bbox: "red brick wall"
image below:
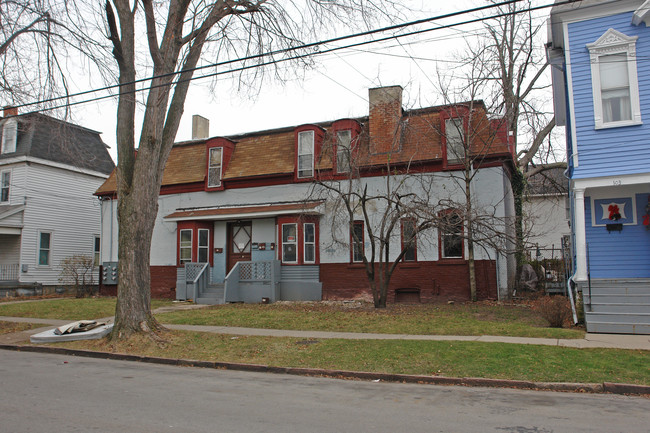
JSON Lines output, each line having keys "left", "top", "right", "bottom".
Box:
{"left": 99, "top": 265, "right": 177, "bottom": 299}
{"left": 320, "top": 260, "right": 497, "bottom": 303}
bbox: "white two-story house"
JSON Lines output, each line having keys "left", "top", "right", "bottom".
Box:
{"left": 0, "top": 108, "right": 115, "bottom": 295}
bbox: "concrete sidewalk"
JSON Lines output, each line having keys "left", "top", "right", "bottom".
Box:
{"left": 1, "top": 313, "right": 649, "bottom": 350}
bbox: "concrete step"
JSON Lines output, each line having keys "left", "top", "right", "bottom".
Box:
{"left": 196, "top": 297, "right": 224, "bottom": 305}
{"left": 585, "top": 321, "right": 650, "bottom": 335}
{"left": 585, "top": 311, "right": 650, "bottom": 324}
{"left": 585, "top": 294, "right": 650, "bottom": 304}
{"left": 587, "top": 280, "right": 650, "bottom": 294}
{"left": 586, "top": 303, "right": 650, "bottom": 314}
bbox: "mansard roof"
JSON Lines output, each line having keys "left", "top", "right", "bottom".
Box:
{"left": 0, "top": 112, "right": 115, "bottom": 175}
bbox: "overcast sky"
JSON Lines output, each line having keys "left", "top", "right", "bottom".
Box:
{"left": 70, "top": 1, "right": 553, "bottom": 163}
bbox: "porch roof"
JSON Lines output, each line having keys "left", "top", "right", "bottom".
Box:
{"left": 164, "top": 201, "right": 323, "bottom": 222}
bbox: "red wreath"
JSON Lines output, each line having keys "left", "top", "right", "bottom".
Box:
{"left": 608, "top": 204, "right": 621, "bottom": 221}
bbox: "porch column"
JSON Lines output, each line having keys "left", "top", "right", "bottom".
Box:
{"left": 573, "top": 187, "right": 588, "bottom": 282}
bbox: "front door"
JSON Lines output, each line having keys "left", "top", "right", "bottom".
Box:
{"left": 227, "top": 221, "right": 252, "bottom": 273}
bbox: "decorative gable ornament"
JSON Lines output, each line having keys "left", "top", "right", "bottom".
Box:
{"left": 586, "top": 28, "right": 638, "bottom": 57}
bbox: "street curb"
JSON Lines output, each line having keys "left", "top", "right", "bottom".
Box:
{"left": 1, "top": 343, "right": 648, "bottom": 395}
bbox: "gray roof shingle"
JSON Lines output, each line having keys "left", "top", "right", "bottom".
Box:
{"left": 0, "top": 113, "right": 115, "bottom": 175}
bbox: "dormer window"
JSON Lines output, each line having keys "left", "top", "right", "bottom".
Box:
{"left": 208, "top": 147, "right": 222, "bottom": 187}
{"left": 587, "top": 29, "right": 641, "bottom": 129}
{"left": 336, "top": 130, "right": 352, "bottom": 173}
{"left": 297, "top": 130, "right": 314, "bottom": 178}
{"left": 445, "top": 117, "right": 465, "bottom": 165}
{"left": 1, "top": 118, "right": 17, "bottom": 154}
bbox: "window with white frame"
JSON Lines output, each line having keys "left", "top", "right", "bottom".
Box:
{"left": 0, "top": 171, "right": 9, "bottom": 203}
{"left": 587, "top": 29, "right": 641, "bottom": 129}
{"left": 179, "top": 229, "right": 192, "bottom": 264}
{"left": 198, "top": 228, "right": 209, "bottom": 263}
{"left": 445, "top": 118, "right": 465, "bottom": 164}
{"left": 336, "top": 130, "right": 352, "bottom": 173}
{"left": 93, "top": 236, "right": 100, "bottom": 267}
{"left": 297, "top": 131, "right": 314, "bottom": 178}
{"left": 38, "top": 231, "right": 51, "bottom": 266}
{"left": 1, "top": 118, "right": 17, "bottom": 154}
{"left": 282, "top": 223, "right": 298, "bottom": 263}
{"left": 207, "top": 147, "right": 223, "bottom": 187}
{"left": 304, "top": 223, "right": 315, "bottom": 263}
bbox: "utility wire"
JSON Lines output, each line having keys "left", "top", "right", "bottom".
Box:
{"left": 9, "top": 0, "right": 578, "bottom": 116}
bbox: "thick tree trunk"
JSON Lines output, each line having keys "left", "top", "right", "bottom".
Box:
{"left": 112, "top": 164, "right": 163, "bottom": 338}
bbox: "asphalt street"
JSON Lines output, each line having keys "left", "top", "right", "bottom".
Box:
{"left": 1, "top": 349, "right": 649, "bottom": 433}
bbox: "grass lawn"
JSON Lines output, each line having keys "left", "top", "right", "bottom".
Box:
{"left": 155, "top": 302, "right": 585, "bottom": 339}
{"left": 0, "top": 321, "right": 35, "bottom": 335}
{"left": 54, "top": 330, "right": 650, "bottom": 385}
{"left": 0, "top": 297, "right": 173, "bottom": 320}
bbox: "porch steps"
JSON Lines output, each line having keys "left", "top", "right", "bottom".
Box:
{"left": 582, "top": 279, "right": 650, "bottom": 335}
{"left": 195, "top": 283, "right": 225, "bottom": 305}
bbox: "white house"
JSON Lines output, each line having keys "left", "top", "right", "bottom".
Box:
{"left": 96, "top": 86, "right": 516, "bottom": 303}
{"left": 0, "top": 108, "right": 115, "bottom": 295}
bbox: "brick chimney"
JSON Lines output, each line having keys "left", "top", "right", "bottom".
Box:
{"left": 192, "top": 114, "right": 209, "bottom": 140}
{"left": 369, "top": 86, "right": 403, "bottom": 154}
{"left": 3, "top": 106, "right": 17, "bottom": 117}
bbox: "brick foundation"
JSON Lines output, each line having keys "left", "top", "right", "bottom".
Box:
{"left": 99, "top": 265, "right": 177, "bottom": 299}
{"left": 320, "top": 260, "right": 497, "bottom": 303}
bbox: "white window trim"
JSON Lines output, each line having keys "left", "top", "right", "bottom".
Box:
{"left": 207, "top": 147, "right": 223, "bottom": 188}
{"left": 1, "top": 118, "right": 17, "bottom": 154}
{"left": 586, "top": 28, "right": 641, "bottom": 129}
{"left": 197, "top": 228, "right": 210, "bottom": 263}
{"left": 297, "top": 130, "right": 315, "bottom": 179}
{"left": 336, "top": 130, "right": 352, "bottom": 174}
{"left": 179, "top": 229, "right": 193, "bottom": 264}
{"left": 0, "top": 169, "right": 10, "bottom": 204}
{"left": 303, "top": 223, "right": 315, "bottom": 264}
{"left": 37, "top": 231, "right": 52, "bottom": 267}
{"left": 282, "top": 223, "right": 298, "bottom": 264}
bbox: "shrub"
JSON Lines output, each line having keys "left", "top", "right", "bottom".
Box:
{"left": 532, "top": 295, "right": 572, "bottom": 328}
{"left": 59, "top": 255, "right": 96, "bottom": 298}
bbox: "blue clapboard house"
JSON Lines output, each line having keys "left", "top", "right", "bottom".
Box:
{"left": 548, "top": 0, "right": 650, "bottom": 334}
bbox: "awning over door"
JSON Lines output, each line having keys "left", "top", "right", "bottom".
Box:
{"left": 164, "top": 201, "right": 323, "bottom": 222}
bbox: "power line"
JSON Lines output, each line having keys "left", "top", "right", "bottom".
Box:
{"left": 10, "top": 0, "right": 578, "bottom": 116}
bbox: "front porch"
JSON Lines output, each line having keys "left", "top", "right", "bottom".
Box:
{"left": 176, "top": 260, "right": 322, "bottom": 304}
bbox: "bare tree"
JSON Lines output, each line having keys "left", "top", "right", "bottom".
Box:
{"left": 0, "top": 0, "right": 106, "bottom": 110}
{"left": 312, "top": 137, "right": 436, "bottom": 309}
{"left": 461, "top": 0, "right": 565, "bottom": 284}
{"left": 103, "top": 0, "right": 402, "bottom": 338}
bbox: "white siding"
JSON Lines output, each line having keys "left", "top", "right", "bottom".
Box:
{"left": 18, "top": 162, "right": 106, "bottom": 285}
{"left": 525, "top": 195, "right": 570, "bottom": 250}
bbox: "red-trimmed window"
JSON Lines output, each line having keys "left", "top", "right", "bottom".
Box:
{"left": 439, "top": 210, "right": 463, "bottom": 259}
{"left": 295, "top": 125, "right": 325, "bottom": 180}
{"left": 304, "top": 223, "right": 315, "bottom": 263}
{"left": 207, "top": 147, "right": 223, "bottom": 187}
{"left": 282, "top": 223, "right": 298, "bottom": 263}
{"left": 278, "top": 216, "right": 320, "bottom": 265}
{"left": 440, "top": 109, "right": 469, "bottom": 169}
{"left": 205, "top": 137, "right": 235, "bottom": 191}
{"left": 297, "top": 131, "right": 314, "bottom": 178}
{"left": 351, "top": 220, "right": 364, "bottom": 263}
{"left": 331, "top": 119, "right": 361, "bottom": 174}
{"left": 401, "top": 218, "right": 417, "bottom": 262}
{"left": 177, "top": 221, "right": 213, "bottom": 266}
